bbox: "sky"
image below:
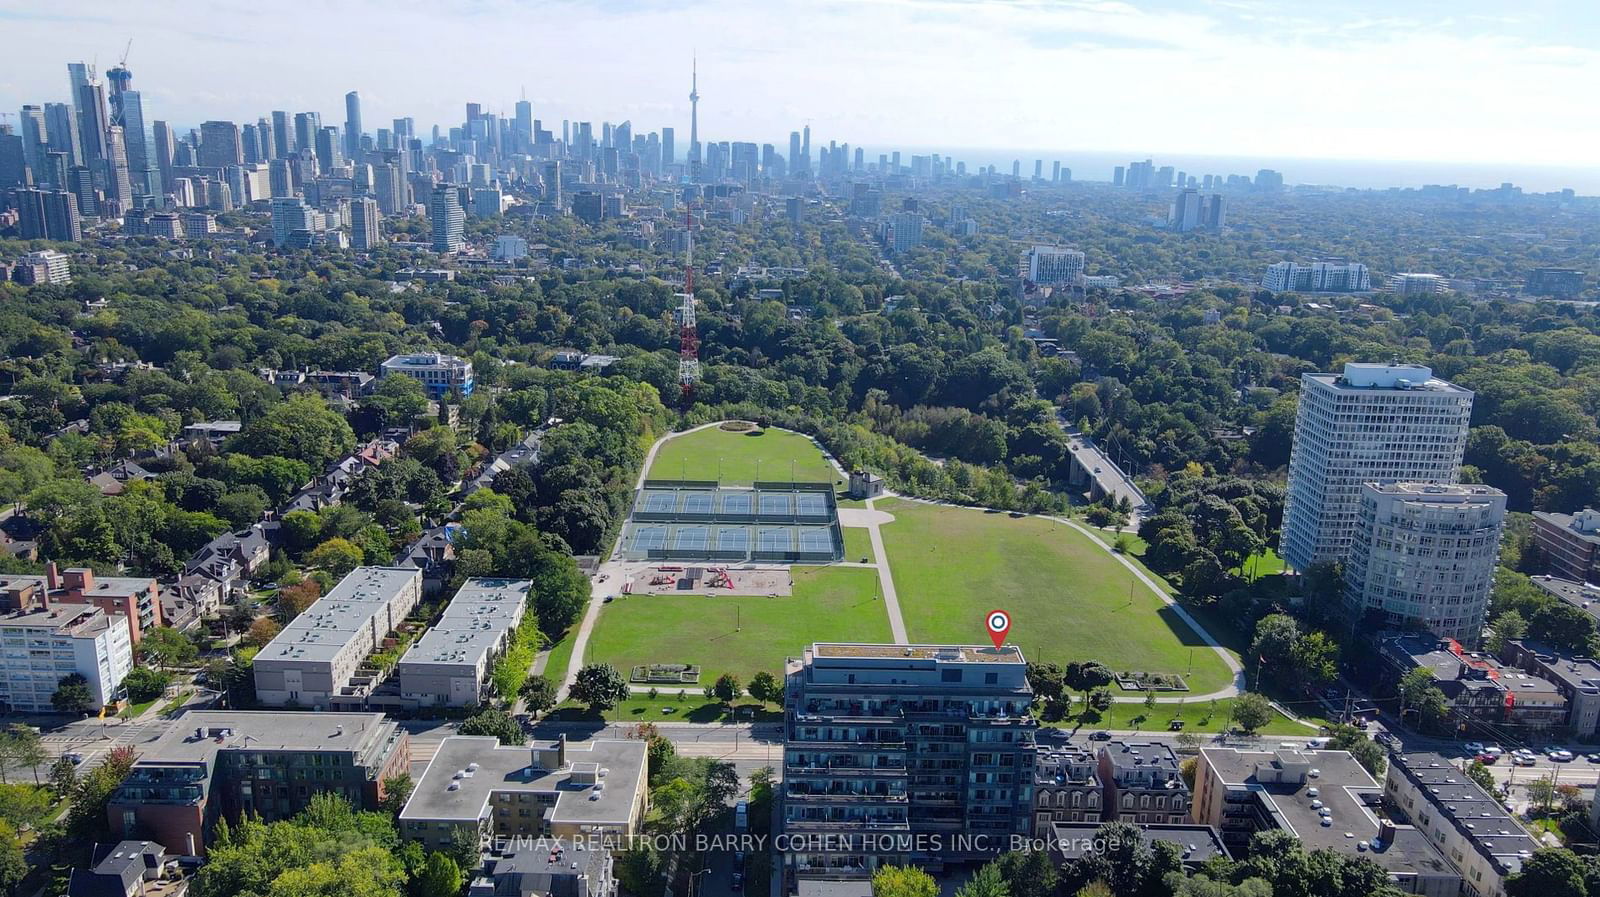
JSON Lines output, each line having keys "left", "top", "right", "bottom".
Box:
{"left": 4, "top": 0, "right": 1600, "bottom": 183}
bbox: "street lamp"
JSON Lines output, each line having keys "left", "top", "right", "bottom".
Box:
{"left": 689, "top": 868, "right": 712, "bottom": 897}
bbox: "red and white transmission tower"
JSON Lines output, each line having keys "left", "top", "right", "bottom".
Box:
{"left": 676, "top": 203, "right": 699, "bottom": 401}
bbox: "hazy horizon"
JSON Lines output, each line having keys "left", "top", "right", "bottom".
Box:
{"left": 5, "top": 0, "right": 1600, "bottom": 191}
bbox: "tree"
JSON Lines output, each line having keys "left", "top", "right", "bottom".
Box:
{"left": 48, "top": 755, "right": 77, "bottom": 798}
{"left": 4, "top": 725, "right": 45, "bottom": 786}
{"left": 277, "top": 579, "right": 323, "bottom": 621}
{"left": 994, "top": 850, "right": 1059, "bottom": 897}
{"left": 1464, "top": 760, "right": 1498, "bottom": 797}
{"left": 1488, "top": 610, "right": 1529, "bottom": 655}
{"left": 747, "top": 671, "right": 783, "bottom": 705}
{"left": 236, "top": 394, "right": 356, "bottom": 468}
{"left": 1026, "top": 662, "right": 1066, "bottom": 704}
{"left": 635, "top": 724, "right": 675, "bottom": 777}
{"left": 713, "top": 673, "right": 742, "bottom": 705}
{"left": 0, "top": 824, "right": 22, "bottom": 896}
{"left": 519, "top": 677, "right": 558, "bottom": 715}
{"left": 139, "top": 626, "right": 199, "bottom": 670}
{"left": 1507, "top": 848, "right": 1589, "bottom": 897}
{"left": 1397, "top": 667, "right": 1449, "bottom": 729}
{"left": 459, "top": 709, "right": 524, "bottom": 746}
{"left": 1289, "top": 631, "right": 1339, "bottom": 692}
{"left": 872, "top": 865, "right": 939, "bottom": 897}
{"left": 1326, "top": 724, "right": 1385, "bottom": 777}
{"left": 66, "top": 745, "right": 135, "bottom": 840}
{"left": 379, "top": 773, "right": 413, "bottom": 817}
{"left": 413, "top": 852, "right": 463, "bottom": 897}
{"left": 243, "top": 616, "right": 282, "bottom": 648}
{"left": 956, "top": 863, "right": 1011, "bottom": 897}
{"left": 122, "top": 666, "right": 172, "bottom": 704}
{"left": 571, "top": 663, "right": 630, "bottom": 715}
{"left": 1250, "top": 614, "right": 1299, "bottom": 671}
{"left": 51, "top": 673, "right": 94, "bottom": 714}
{"left": 1230, "top": 692, "right": 1274, "bottom": 734}
{"left": 307, "top": 537, "right": 364, "bottom": 580}
{"left": 1065, "top": 661, "right": 1114, "bottom": 702}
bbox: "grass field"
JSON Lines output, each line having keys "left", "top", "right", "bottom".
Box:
{"left": 539, "top": 629, "right": 577, "bottom": 684}
{"left": 842, "top": 526, "right": 875, "bottom": 563}
{"left": 550, "top": 694, "right": 784, "bottom": 724}
{"left": 877, "top": 499, "right": 1235, "bottom": 694}
{"left": 1042, "top": 696, "right": 1320, "bottom": 735}
{"left": 585, "top": 566, "right": 890, "bottom": 684}
{"left": 649, "top": 426, "right": 840, "bottom": 486}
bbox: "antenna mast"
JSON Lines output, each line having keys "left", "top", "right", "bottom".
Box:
{"left": 677, "top": 203, "right": 699, "bottom": 401}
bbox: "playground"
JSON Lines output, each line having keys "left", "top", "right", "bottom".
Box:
{"left": 621, "top": 565, "right": 793, "bottom": 596}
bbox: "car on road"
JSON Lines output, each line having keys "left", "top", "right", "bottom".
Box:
{"left": 731, "top": 873, "right": 744, "bottom": 892}
{"left": 1481, "top": 745, "right": 1504, "bottom": 756}
{"left": 1512, "top": 753, "right": 1538, "bottom": 766}
{"left": 1586, "top": 753, "right": 1600, "bottom": 764}
{"left": 1374, "top": 732, "right": 1398, "bottom": 747}
{"left": 63, "top": 752, "right": 83, "bottom": 765}
{"left": 1463, "top": 741, "right": 1485, "bottom": 754}
{"left": 1550, "top": 749, "right": 1575, "bottom": 762}
{"left": 1089, "top": 731, "right": 1112, "bottom": 741}
{"left": 1476, "top": 752, "right": 1498, "bottom": 764}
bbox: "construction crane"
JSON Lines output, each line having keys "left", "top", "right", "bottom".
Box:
{"left": 119, "top": 38, "right": 133, "bottom": 67}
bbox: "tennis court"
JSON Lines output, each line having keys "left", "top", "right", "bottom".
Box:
{"left": 619, "top": 481, "right": 844, "bottom": 563}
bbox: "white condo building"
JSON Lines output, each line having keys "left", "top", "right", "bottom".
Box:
{"left": 396, "top": 578, "right": 529, "bottom": 707}
{"left": 0, "top": 603, "right": 133, "bottom": 712}
{"left": 1023, "top": 245, "right": 1086, "bottom": 286}
{"left": 1344, "top": 482, "right": 1506, "bottom": 644}
{"left": 1388, "top": 273, "right": 1447, "bottom": 296}
{"left": 1262, "top": 261, "right": 1371, "bottom": 293}
{"left": 1280, "top": 363, "right": 1474, "bottom": 574}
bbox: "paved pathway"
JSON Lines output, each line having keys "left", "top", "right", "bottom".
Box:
{"left": 858, "top": 498, "right": 907, "bottom": 644}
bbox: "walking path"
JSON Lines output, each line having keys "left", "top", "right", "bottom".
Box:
{"left": 857, "top": 499, "right": 907, "bottom": 644}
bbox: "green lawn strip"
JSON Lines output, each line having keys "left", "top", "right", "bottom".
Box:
{"left": 548, "top": 695, "right": 782, "bottom": 724}
{"left": 119, "top": 696, "right": 160, "bottom": 719}
{"left": 1042, "top": 695, "right": 1319, "bottom": 735}
{"left": 649, "top": 426, "right": 839, "bottom": 486}
{"left": 841, "top": 526, "right": 876, "bottom": 564}
{"left": 157, "top": 690, "right": 193, "bottom": 717}
{"left": 540, "top": 629, "right": 577, "bottom": 683}
{"left": 585, "top": 566, "right": 890, "bottom": 685}
{"left": 876, "top": 498, "right": 1234, "bottom": 695}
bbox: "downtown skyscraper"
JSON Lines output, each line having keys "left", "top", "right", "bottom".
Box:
{"left": 344, "top": 91, "right": 363, "bottom": 158}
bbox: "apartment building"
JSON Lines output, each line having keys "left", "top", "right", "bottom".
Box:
{"left": 0, "top": 564, "right": 162, "bottom": 645}
{"left": 1500, "top": 640, "right": 1600, "bottom": 737}
{"left": 253, "top": 566, "right": 422, "bottom": 708}
{"left": 1098, "top": 741, "right": 1190, "bottom": 825}
{"left": 1030, "top": 736, "right": 1102, "bottom": 833}
{"left": 108, "top": 710, "right": 409, "bottom": 858}
{"left": 1530, "top": 510, "right": 1600, "bottom": 584}
{"left": 1384, "top": 752, "right": 1539, "bottom": 897}
{"left": 1022, "top": 245, "right": 1085, "bottom": 287}
{"left": 381, "top": 352, "right": 474, "bottom": 398}
{"left": 1193, "top": 748, "right": 1458, "bottom": 897}
{"left": 1344, "top": 482, "right": 1506, "bottom": 644}
{"left": 1280, "top": 363, "right": 1474, "bottom": 574}
{"left": 0, "top": 602, "right": 132, "bottom": 712}
{"left": 399, "top": 735, "right": 647, "bottom": 853}
{"left": 397, "top": 578, "right": 529, "bottom": 707}
{"left": 781, "top": 643, "right": 1037, "bottom": 882}
{"left": 1261, "top": 261, "right": 1371, "bottom": 293}
{"left": 1380, "top": 633, "right": 1567, "bottom": 731}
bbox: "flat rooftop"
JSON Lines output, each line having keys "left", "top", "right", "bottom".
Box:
{"left": 0, "top": 604, "right": 112, "bottom": 636}
{"left": 399, "top": 578, "right": 529, "bottom": 669}
{"left": 1049, "top": 822, "right": 1225, "bottom": 864}
{"left": 1201, "top": 748, "right": 1453, "bottom": 880}
{"left": 402, "top": 736, "right": 646, "bottom": 828}
{"left": 257, "top": 566, "right": 419, "bottom": 665}
{"left": 1366, "top": 482, "right": 1504, "bottom": 500}
{"left": 812, "top": 643, "right": 1023, "bottom": 663}
{"left": 1530, "top": 575, "right": 1600, "bottom": 622}
{"left": 138, "top": 710, "right": 397, "bottom": 764}
{"left": 1391, "top": 752, "right": 1539, "bottom": 875}
{"left": 1307, "top": 363, "right": 1470, "bottom": 395}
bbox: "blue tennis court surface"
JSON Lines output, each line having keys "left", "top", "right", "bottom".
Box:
{"left": 622, "top": 481, "right": 843, "bottom": 562}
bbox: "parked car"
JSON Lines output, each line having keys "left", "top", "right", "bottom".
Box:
{"left": 1477, "top": 752, "right": 1498, "bottom": 764}
{"left": 1550, "top": 749, "right": 1575, "bottom": 762}
{"left": 1089, "top": 731, "right": 1112, "bottom": 741}
{"left": 1463, "top": 741, "right": 1485, "bottom": 754}
{"left": 1512, "top": 754, "right": 1538, "bottom": 767}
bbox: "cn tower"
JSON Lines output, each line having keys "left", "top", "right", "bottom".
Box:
{"left": 688, "top": 56, "right": 700, "bottom": 171}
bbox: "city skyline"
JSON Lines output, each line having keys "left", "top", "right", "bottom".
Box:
{"left": 4, "top": 0, "right": 1600, "bottom": 188}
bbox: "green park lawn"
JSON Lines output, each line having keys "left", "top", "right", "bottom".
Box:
{"left": 649, "top": 425, "right": 840, "bottom": 486}
{"left": 841, "top": 526, "right": 876, "bottom": 563}
{"left": 1042, "top": 695, "right": 1322, "bottom": 735}
{"left": 876, "top": 499, "right": 1235, "bottom": 694}
{"left": 585, "top": 566, "right": 890, "bottom": 685}
{"left": 539, "top": 629, "right": 577, "bottom": 684}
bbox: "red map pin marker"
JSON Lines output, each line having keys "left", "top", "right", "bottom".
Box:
{"left": 986, "top": 610, "right": 1011, "bottom": 649}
